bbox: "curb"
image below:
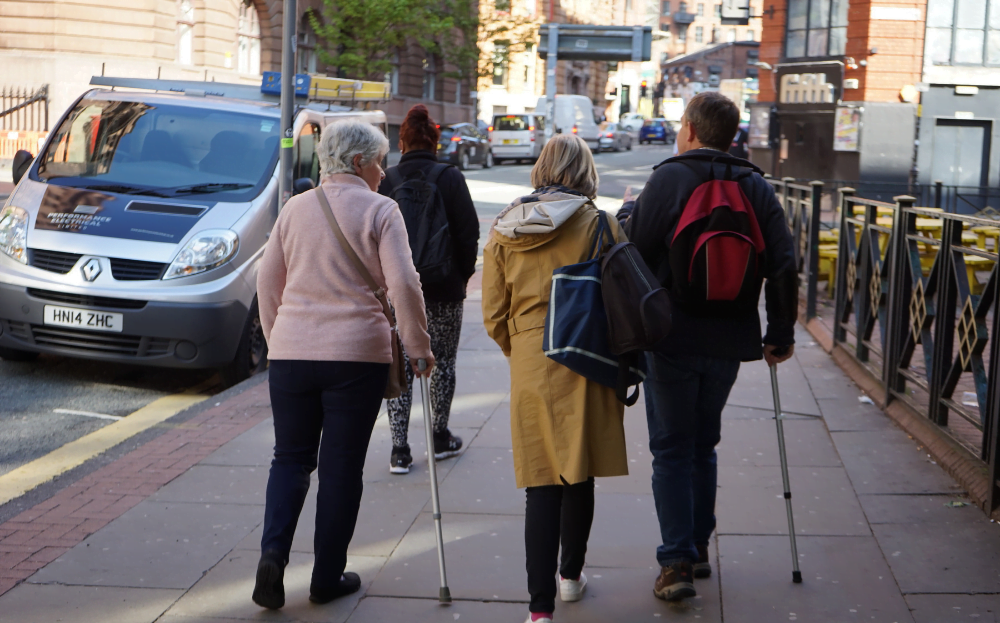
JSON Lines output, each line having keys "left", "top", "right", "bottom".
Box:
{"left": 801, "top": 312, "right": 999, "bottom": 521}
{"left": 0, "top": 374, "right": 273, "bottom": 595}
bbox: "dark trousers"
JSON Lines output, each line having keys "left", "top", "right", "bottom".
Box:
{"left": 524, "top": 478, "right": 595, "bottom": 614}
{"left": 644, "top": 352, "right": 740, "bottom": 567}
{"left": 261, "top": 359, "right": 389, "bottom": 587}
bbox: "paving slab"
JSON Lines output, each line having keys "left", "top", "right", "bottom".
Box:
{"left": 871, "top": 521, "right": 1000, "bottom": 594}
{"left": 721, "top": 404, "right": 816, "bottom": 421}
{"left": 367, "top": 512, "right": 527, "bottom": 602}
{"left": 236, "top": 477, "right": 431, "bottom": 558}
{"left": 831, "top": 430, "right": 960, "bottom": 494}
{"left": 718, "top": 418, "right": 842, "bottom": 467}
{"left": 587, "top": 493, "right": 663, "bottom": 568}
{"left": 718, "top": 535, "right": 913, "bottom": 623}
{"left": 454, "top": 349, "right": 511, "bottom": 368}
{"left": 433, "top": 446, "right": 522, "bottom": 515}
{"left": 452, "top": 364, "right": 512, "bottom": 396}
{"left": 858, "top": 494, "right": 982, "bottom": 525}
{"left": 716, "top": 466, "right": 870, "bottom": 536}
{"left": 29, "top": 501, "right": 259, "bottom": 589}
{"left": 362, "top": 423, "right": 468, "bottom": 484}
{"left": 727, "top": 359, "right": 822, "bottom": 417}
{"left": 164, "top": 551, "right": 385, "bottom": 622}
{"left": 151, "top": 465, "right": 269, "bottom": 505}
{"left": 200, "top": 418, "right": 275, "bottom": 467}
{"left": 469, "top": 404, "right": 513, "bottom": 448}
{"left": 905, "top": 593, "right": 1000, "bottom": 623}
{"left": 345, "top": 596, "right": 526, "bottom": 623}
{"left": 0, "top": 583, "right": 182, "bottom": 623}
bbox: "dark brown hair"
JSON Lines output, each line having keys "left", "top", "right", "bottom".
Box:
{"left": 684, "top": 92, "right": 740, "bottom": 151}
{"left": 399, "top": 105, "right": 441, "bottom": 152}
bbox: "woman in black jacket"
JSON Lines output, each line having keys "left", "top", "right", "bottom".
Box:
{"left": 378, "top": 105, "right": 480, "bottom": 474}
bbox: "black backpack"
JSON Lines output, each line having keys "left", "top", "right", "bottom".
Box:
{"left": 601, "top": 240, "right": 673, "bottom": 405}
{"left": 386, "top": 163, "right": 454, "bottom": 284}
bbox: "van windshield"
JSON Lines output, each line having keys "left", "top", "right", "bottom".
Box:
{"left": 35, "top": 98, "right": 280, "bottom": 200}
{"left": 495, "top": 115, "right": 530, "bottom": 132}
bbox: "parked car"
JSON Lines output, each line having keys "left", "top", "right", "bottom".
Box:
{"left": 490, "top": 113, "right": 546, "bottom": 164}
{"left": 437, "top": 123, "right": 493, "bottom": 170}
{"left": 619, "top": 113, "right": 646, "bottom": 133}
{"left": 639, "top": 118, "right": 676, "bottom": 145}
{"left": 599, "top": 122, "right": 633, "bottom": 152}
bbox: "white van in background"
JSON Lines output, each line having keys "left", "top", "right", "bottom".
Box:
{"left": 489, "top": 113, "right": 546, "bottom": 164}
{"left": 536, "top": 95, "right": 601, "bottom": 153}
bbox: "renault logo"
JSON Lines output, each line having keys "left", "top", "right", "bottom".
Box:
{"left": 81, "top": 258, "right": 102, "bottom": 282}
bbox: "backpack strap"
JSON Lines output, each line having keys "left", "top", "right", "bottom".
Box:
{"left": 385, "top": 167, "right": 405, "bottom": 192}
{"left": 426, "top": 162, "right": 451, "bottom": 186}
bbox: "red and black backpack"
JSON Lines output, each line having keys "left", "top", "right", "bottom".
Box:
{"left": 668, "top": 157, "right": 766, "bottom": 315}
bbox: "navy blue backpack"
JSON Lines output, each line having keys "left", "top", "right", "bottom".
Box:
{"left": 542, "top": 213, "right": 646, "bottom": 405}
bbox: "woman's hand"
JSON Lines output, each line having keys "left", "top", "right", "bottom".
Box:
{"left": 623, "top": 186, "right": 635, "bottom": 203}
{"left": 411, "top": 355, "right": 436, "bottom": 378}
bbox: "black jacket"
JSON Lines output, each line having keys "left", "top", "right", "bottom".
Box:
{"left": 378, "top": 150, "right": 480, "bottom": 302}
{"left": 617, "top": 149, "right": 798, "bottom": 362}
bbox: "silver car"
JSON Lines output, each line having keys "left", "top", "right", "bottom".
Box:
{"left": 599, "top": 123, "right": 634, "bottom": 152}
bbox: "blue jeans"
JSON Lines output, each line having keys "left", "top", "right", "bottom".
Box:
{"left": 644, "top": 352, "right": 740, "bottom": 567}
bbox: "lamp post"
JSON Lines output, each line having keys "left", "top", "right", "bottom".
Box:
{"left": 278, "top": 0, "right": 297, "bottom": 208}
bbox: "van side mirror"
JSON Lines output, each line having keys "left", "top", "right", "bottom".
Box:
{"left": 293, "top": 177, "right": 316, "bottom": 196}
{"left": 12, "top": 150, "right": 33, "bottom": 185}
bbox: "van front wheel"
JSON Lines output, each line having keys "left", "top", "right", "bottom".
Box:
{"left": 0, "top": 346, "right": 39, "bottom": 362}
{"left": 219, "top": 299, "right": 268, "bottom": 387}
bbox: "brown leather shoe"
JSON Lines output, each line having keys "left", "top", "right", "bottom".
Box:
{"left": 694, "top": 544, "right": 712, "bottom": 579}
{"left": 654, "top": 561, "right": 696, "bottom": 601}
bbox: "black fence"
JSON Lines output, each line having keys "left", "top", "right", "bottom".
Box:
{"left": 0, "top": 85, "right": 49, "bottom": 132}
{"left": 769, "top": 178, "right": 1000, "bottom": 515}
{"left": 779, "top": 176, "right": 1000, "bottom": 216}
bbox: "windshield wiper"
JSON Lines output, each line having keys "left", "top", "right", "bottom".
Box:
{"left": 78, "top": 183, "right": 169, "bottom": 197}
{"left": 156, "top": 182, "right": 255, "bottom": 196}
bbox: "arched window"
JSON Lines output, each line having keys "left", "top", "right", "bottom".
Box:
{"left": 298, "top": 12, "right": 318, "bottom": 75}
{"left": 238, "top": 3, "right": 261, "bottom": 75}
{"left": 177, "top": 0, "right": 195, "bottom": 65}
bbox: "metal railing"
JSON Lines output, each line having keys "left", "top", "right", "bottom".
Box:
{"left": 0, "top": 84, "right": 49, "bottom": 132}
{"left": 777, "top": 177, "right": 1000, "bottom": 215}
{"left": 768, "top": 178, "right": 1000, "bottom": 514}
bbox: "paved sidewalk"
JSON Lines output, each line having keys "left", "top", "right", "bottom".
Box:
{"left": 1, "top": 287, "right": 999, "bottom": 622}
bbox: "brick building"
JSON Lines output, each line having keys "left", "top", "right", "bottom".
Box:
{"left": 657, "top": 0, "right": 762, "bottom": 59}
{"left": 0, "top": 0, "right": 475, "bottom": 137}
{"left": 748, "top": 0, "right": 998, "bottom": 193}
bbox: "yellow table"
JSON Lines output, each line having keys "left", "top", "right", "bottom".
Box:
{"left": 971, "top": 225, "right": 1000, "bottom": 250}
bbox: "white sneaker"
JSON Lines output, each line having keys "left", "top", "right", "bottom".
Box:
{"left": 524, "top": 616, "right": 553, "bottom": 623}
{"left": 559, "top": 571, "right": 587, "bottom": 602}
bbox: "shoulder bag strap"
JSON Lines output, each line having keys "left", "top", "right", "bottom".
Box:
{"left": 314, "top": 188, "right": 396, "bottom": 325}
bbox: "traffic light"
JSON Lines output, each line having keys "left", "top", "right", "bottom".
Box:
{"left": 640, "top": 80, "right": 648, "bottom": 98}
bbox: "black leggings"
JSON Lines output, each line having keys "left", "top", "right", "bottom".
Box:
{"left": 525, "top": 478, "right": 595, "bottom": 614}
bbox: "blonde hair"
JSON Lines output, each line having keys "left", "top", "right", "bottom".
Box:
{"left": 530, "top": 134, "right": 599, "bottom": 199}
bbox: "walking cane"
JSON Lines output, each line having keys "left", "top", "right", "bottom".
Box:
{"left": 769, "top": 349, "right": 803, "bottom": 584}
{"left": 417, "top": 359, "right": 452, "bottom": 603}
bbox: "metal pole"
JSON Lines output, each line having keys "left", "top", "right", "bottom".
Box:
{"left": 806, "top": 181, "right": 823, "bottom": 320}
{"left": 278, "top": 0, "right": 297, "bottom": 208}
{"left": 545, "top": 24, "right": 558, "bottom": 140}
{"left": 770, "top": 364, "right": 802, "bottom": 584}
{"left": 418, "top": 359, "right": 452, "bottom": 602}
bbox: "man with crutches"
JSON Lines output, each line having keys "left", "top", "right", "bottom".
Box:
{"left": 617, "top": 92, "right": 800, "bottom": 603}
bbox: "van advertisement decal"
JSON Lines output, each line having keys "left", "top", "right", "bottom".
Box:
{"left": 37, "top": 186, "right": 205, "bottom": 243}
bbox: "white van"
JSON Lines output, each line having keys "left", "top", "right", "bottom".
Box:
{"left": 0, "top": 74, "right": 388, "bottom": 385}
{"left": 536, "top": 95, "right": 601, "bottom": 153}
{"left": 489, "top": 113, "right": 546, "bottom": 164}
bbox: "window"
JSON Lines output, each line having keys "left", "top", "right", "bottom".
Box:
{"left": 492, "top": 42, "right": 510, "bottom": 87}
{"left": 727, "top": 28, "right": 737, "bottom": 41}
{"left": 422, "top": 57, "right": 437, "bottom": 99}
{"left": 746, "top": 29, "right": 756, "bottom": 41}
{"left": 926, "top": 0, "right": 1000, "bottom": 65}
{"left": 177, "top": 0, "right": 194, "bottom": 65}
{"left": 679, "top": 1, "right": 687, "bottom": 12}
{"left": 715, "top": 3, "right": 722, "bottom": 15}
{"left": 387, "top": 53, "right": 400, "bottom": 96}
{"left": 297, "top": 13, "right": 317, "bottom": 75}
{"left": 294, "top": 124, "right": 321, "bottom": 185}
{"left": 237, "top": 3, "right": 261, "bottom": 74}
{"left": 662, "top": 1, "right": 670, "bottom": 15}
{"left": 785, "top": 0, "right": 848, "bottom": 58}
{"left": 697, "top": 3, "right": 704, "bottom": 14}
{"left": 496, "top": 0, "right": 511, "bottom": 11}
{"left": 678, "top": 26, "right": 687, "bottom": 41}
{"left": 696, "top": 26, "right": 704, "bottom": 42}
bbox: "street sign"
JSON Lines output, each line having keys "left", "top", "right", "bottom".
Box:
{"left": 538, "top": 25, "right": 652, "bottom": 62}
{"left": 721, "top": 0, "right": 750, "bottom": 25}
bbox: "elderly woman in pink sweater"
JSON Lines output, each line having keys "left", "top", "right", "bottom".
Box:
{"left": 252, "top": 120, "right": 434, "bottom": 610}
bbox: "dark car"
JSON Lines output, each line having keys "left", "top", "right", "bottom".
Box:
{"left": 639, "top": 118, "right": 676, "bottom": 145}
{"left": 437, "top": 123, "right": 493, "bottom": 170}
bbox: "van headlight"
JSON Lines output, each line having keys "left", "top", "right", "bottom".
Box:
{"left": 164, "top": 230, "right": 239, "bottom": 280}
{"left": 0, "top": 206, "right": 28, "bottom": 264}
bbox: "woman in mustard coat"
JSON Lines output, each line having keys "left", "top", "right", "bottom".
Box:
{"left": 482, "top": 134, "right": 628, "bottom": 623}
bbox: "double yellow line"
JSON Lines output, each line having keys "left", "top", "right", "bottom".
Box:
{"left": 0, "top": 385, "right": 212, "bottom": 507}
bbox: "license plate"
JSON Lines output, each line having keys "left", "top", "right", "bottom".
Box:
{"left": 43, "top": 305, "right": 124, "bottom": 333}
{"left": 503, "top": 139, "right": 515, "bottom": 144}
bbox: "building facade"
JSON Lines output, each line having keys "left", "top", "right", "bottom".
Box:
{"left": 0, "top": 0, "right": 474, "bottom": 139}
{"left": 657, "top": 0, "right": 762, "bottom": 60}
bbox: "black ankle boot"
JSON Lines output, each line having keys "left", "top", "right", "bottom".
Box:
{"left": 309, "top": 571, "right": 362, "bottom": 603}
{"left": 252, "top": 550, "right": 286, "bottom": 609}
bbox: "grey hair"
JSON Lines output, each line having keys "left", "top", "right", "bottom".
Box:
{"left": 318, "top": 120, "right": 390, "bottom": 176}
